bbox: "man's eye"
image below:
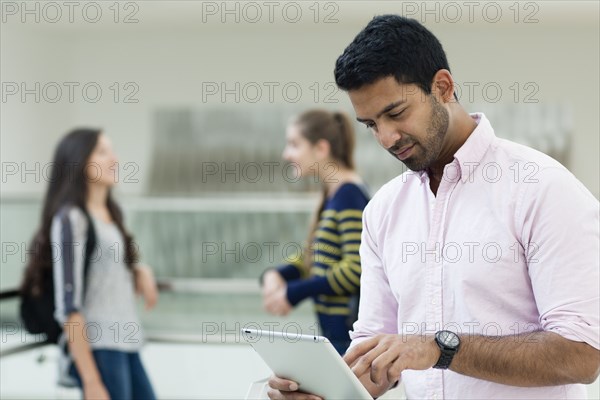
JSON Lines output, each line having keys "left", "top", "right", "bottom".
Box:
{"left": 364, "top": 122, "right": 375, "bottom": 129}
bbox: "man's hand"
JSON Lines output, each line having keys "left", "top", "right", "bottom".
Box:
{"left": 134, "top": 264, "right": 158, "bottom": 310}
{"left": 343, "top": 334, "right": 440, "bottom": 396}
{"left": 266, "top": 375, "right": 323, "bottom": 400}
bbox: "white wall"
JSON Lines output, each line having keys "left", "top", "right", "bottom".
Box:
{"left": 1, "top": 1, "right": 598, "bottom": 197}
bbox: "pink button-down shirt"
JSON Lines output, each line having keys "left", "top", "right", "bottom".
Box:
{"left": 351, "top": 113, "right": 599, "bottom": 399}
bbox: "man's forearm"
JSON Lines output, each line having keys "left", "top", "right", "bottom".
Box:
{"left": 450, "top": 330, "right": 600, "bottom": 386}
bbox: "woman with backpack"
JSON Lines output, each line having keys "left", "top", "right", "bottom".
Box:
{"left": 21, "top": 128, "right": 158, "bottom": 399}
{"left": 260, "top": 109, "right": 370, "bottom": 355}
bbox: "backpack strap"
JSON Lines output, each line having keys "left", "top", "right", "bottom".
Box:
{"left": 61, "top": 209, "right": 96, "bottom": 355}
{"left": 80, "top": 209, "right": 97, "bottom": 294}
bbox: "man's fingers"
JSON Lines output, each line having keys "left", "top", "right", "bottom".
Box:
{"left": 370, "top": 346, "right": 399, "bottom": 386}
{"left": 267, "top": 389, "right": 323, "bottom": 400}
{"left": 266, "top": 375, "right": 323, "bottom": 399}
{"left": 268, "top": 375, "right": 299, "bottom": 392}
{"left": 343, "top": 336, "right": 379, "bottom": 366}
{"left": 351, "top": 343, "right": 389, "bottom": 378}
{"left": 387, "top": 355, "right": 407, "bottom": 384}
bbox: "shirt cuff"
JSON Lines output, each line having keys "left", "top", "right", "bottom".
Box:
{"left": 277, "top": 264, "right": 302, "bottom": 282}
{"left": 286, "top": 276, "right": 333, "bottom": 306}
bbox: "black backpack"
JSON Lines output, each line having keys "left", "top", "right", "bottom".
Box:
{"left": 20, "top": 210, "right": 96, "bottom": 344}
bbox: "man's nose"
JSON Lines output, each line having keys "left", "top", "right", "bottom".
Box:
{"left": 377, "top": 122, "right": 402, "bottom": 150}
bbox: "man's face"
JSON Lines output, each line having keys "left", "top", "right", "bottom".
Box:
{"left": 348, "top": 76, "right": 449, "bottom": 171}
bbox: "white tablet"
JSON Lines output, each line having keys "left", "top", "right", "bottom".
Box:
{"left": 241, "top": 329, "right": 373, "bottom": 400}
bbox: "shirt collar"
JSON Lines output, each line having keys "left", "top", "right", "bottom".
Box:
{"left": 453, "top": 112, "right": 496, "bottom": 181}
{"left": 417, "top": 112, "right": 496, "bottom": 183}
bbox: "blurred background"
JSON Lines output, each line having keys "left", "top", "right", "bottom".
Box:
{"left": 1, "top": 1, "right": 598, "bottom": 398}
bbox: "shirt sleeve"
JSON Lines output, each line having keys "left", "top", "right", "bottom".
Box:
{"left": 276, "top": 249, "right": 308, "bottom": 283}
{"left": 52, "top": 206, "right": 89, "bottom": 324}
{"left": 285, "top": 230, "right": 357, "bottom": 305}
{"left": 258, "top": 245, "right": 305, "bottom": 287}
{"left": 348, "top": 202, "right": 399, "bottom": 349}
{"left": 518, "top": 167, "right": 600, "bottom": 350}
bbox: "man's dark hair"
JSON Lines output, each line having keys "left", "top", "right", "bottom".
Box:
{"left": 334, "top": 15, "right": 452, "bottom": 94}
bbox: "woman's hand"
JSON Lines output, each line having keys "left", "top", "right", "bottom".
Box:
{"left": 264, "top": 286, "right": 293, "bottom": 316}
{"left": 83, "top": 380, "right": 111, "bottom": 400}
{"left": 262, "top": 270, "right": 292, "bottom": 316}
{"left": 135, "top": 264, "right": 158, "bottom": 310}
{"left": 262, "top": 270, "right": 285, "bottom": 296}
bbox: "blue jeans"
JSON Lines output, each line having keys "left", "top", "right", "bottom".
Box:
{"left": 69, "top": 349, "right": 156, "bottom": 399}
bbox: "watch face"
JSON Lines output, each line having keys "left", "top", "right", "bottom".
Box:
{"left": 438, "top": 331, "right": 460, "bottom": 348}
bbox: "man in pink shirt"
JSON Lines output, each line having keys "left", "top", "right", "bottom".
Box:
{"left": 268, "top": 15, "right": 599, "bottom": 400}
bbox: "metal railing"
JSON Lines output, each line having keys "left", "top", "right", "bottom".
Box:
{"left": 0, "top": 277, "right": 263, "bottom": 358}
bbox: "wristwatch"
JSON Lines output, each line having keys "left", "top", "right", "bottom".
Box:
{"left": 433, "top": 330, "right": 461, "bottom": 369}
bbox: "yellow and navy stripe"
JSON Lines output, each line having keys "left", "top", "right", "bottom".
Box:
{"left": 277, "top": 182, "right": 369, "bottom": 317}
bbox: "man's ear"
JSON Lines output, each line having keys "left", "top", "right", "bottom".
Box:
{"left": 313, "top": 138, "right": 331, "bottom": 161}
{"left": 431, "top": 69, "right": 456, "bottom": 103}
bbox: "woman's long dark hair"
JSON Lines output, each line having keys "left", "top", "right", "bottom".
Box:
{"left": 21, "top": 128, "right": 138, "bottom": 296}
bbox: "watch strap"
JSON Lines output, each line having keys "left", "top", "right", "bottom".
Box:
{"left": 433, "top": 349, "right": 455, "bottom": 369}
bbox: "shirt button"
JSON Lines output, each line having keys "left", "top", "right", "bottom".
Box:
{"left": 65, "top": 283, "right": 73, "bottom": 292}
{"left": 433, "top": 395, "right": 438, "bottom": 400}
{"left": 431, "top": 298, "right": 437, "bottom": 305}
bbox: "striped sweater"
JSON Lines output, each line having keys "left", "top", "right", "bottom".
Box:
{"left": 278, "top": 182, "right": 369, "bottom": 348}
